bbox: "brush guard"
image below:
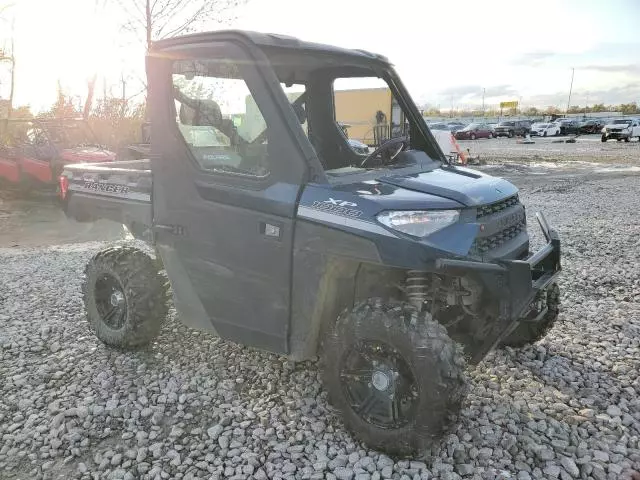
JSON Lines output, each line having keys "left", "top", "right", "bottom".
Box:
{"left": 435, "top": 212, "right": 561, "bottom": 362}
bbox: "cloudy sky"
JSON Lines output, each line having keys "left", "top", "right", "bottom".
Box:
{"left": 1, "top": 0, "right": 639, "bottom": 112}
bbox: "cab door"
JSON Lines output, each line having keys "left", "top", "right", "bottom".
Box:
{"left": 148, "top": 41, "right": 311, "bottom": 354}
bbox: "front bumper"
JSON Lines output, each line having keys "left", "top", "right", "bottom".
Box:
{"left": 436, "top": 211, "right": 561, "bottom": 362}
{"left": 604, "top": 131, "right": 628, "bottom": 139}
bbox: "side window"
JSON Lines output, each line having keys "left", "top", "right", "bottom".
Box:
{"left": 332, "top": 76, "right": 407, "bottom": 149}
{"left": 172, "top": 59, "right": 269, "bottom": 177}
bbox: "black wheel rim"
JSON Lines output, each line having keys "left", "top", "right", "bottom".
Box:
{"left": 94, "top": 273, "right": 127, "bottom": 329}
{"left": 340, "top": 340, "right": 419, "bottom": 429}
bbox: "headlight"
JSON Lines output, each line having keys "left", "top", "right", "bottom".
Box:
{"left": 377, "top": 210, "right": 459, "bottom": 237}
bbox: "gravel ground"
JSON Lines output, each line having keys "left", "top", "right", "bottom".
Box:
{"left": 458, "top": 134, "right": 640, "bottom": 164}
{"left": 2, "top": 168, "right": 640, "bottom": 480}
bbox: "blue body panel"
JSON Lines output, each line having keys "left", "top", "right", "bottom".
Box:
{"left": 378, "top": 166, "right": 518, "bottom": 207}
{"left": 296, "top": 165, "right": 524, "bottom": 264}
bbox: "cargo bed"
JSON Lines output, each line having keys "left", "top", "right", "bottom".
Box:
{"left": 61, "top": 159, "right": 153, "bottom": 238}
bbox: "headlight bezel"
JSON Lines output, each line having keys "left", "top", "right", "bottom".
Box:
{"left": 376, "top": 209, "right": 460, "bottom": 238}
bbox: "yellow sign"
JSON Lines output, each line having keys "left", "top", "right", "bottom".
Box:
{"left": 500, "top": 101, "right": 518, "bottom": 109}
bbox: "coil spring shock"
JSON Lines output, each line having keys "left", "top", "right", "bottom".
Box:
{"left": 406, "top": 270, "right": 430, "bottom": 309}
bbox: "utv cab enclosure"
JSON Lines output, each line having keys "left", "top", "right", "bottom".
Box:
{"left": 60, "top": 30, "right": 561, "bottom": 456}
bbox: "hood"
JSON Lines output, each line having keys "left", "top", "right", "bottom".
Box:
{"left": 377, "top": 166, "right": 518, "bottom": 207}
{"left": 60, "top": 146, "right": 116, "bottom": 164}
{"left": 604, "top": 123, "right": 630, "bottom": 129}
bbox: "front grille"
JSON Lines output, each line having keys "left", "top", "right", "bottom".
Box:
{"left": 473, "top": 220, "right": 526, "bottom": 253}
{"left": 476, "top": 194, "right": 520, "bottom": 218}
{"left": 610, "top": 128, "right": 622, "bottom": 132}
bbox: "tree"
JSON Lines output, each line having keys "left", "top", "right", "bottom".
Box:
{"left": 591, "top": 103, "right": 606, "bottom": 113}
{"left": 38, "top": 81, "right": 80, "bottom": 119}
{"left": 618, "top": 102, "right": 639, "bottom": 115}
{"left": 107, "top": 0, "right": 246, "bottom": 52}
{"left": 524, "top": 107, "right": 539, "bottom": 116}
{"left": 423, "top": 107, "right": 441, "bottom": 116}
{"left": 545, "top": 106, "right": 560, "bottom": 115}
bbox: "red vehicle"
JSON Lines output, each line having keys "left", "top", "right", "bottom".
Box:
{"left": 454, "top": 122, "right": 495, "bottom": 140}
{"left": 0, "top": 118, "right": 116, "bottom": 188}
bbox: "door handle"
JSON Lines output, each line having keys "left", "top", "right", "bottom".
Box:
{"left": 259, "top": 221, "right": 282, "bottom": 239}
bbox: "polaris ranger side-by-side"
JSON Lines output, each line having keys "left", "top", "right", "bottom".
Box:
{"left": 59, "top": 30, "right": 561, "bottom": 455}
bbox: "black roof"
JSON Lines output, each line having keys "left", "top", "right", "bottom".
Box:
{"left": 150, "top": 29, "right": 391, "bottom": 65}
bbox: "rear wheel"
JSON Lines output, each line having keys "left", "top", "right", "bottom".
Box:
{"left": 82, "top": 246, "right": 170, "bottom": 349}
{"left": 543, "top": 131, "right": 547, "bottom": 137}
{"left": 624, "top": 136, "right": 630, "bottom": 142}
{"left": 321, "top": 299, "right": 468, "bottom": 456}
{"left": 470, "top": 133, "right": 476, "bottom": 140}
{"left": 500, "top": 283, "right": 560, "bottom": 348}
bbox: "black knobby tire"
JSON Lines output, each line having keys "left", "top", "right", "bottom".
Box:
{"left": 500, "top": 283, "right": 560, "bottom": 348}
{"left": 320, "top": 299, "right": 468, "bottom": 456}
{"left": 82, "top": 246, "right": 170, "bottom": 349}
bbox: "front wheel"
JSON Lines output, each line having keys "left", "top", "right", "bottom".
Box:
{"left": 543, "top": 131, "right": 547, "bottom": 137}
{"left": 624, "top": 136, "right": 630, "bottom": 142}
{"left": 500, "top": 283, "right": 560, "bottom": 348}
{"left": 470, "top": 133, "right": 476, "bottom": 140}
{"left": 82, "top": 246, "right": 170, "bottom": 349}
{"left": 601, "top": 135, "right": 607, "bottom": 142}
{"left": 320, "top": 299, "right": 468, "bottom": 456}
{"left": 507, "top": 130, "right": 514, "bottom": 138}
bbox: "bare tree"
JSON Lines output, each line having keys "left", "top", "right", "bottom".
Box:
{"left": 105, "top": 0, "right": 245, "bottom": 51}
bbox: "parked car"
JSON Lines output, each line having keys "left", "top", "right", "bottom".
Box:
{"left": 493, "top": 120, "right": 530, "bottom": 138}
{"left": 553, "top": 119, "right": 580, "bottom": 135}
{"left": 454, "top": 123, "right": 494, "bottom": 140}
{"left": 578, "top": 119, "right": 605, "bottom": 134}
{"left": 601, "top": 118, "right": 640, "bottom": 142}
{"left": 446, "top": 121, "right": 467, "bottom": 133}
{"left": 427, "top": 122, "right": 453, "bottom": 131}
{"left": 530, "top": 123, "right": 561, "bottom": 137}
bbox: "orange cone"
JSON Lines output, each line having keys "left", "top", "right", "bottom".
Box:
{"left": 450, "top": 133, "right": 467, "bottom": 164}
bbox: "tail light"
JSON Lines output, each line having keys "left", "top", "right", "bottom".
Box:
{"left": 59, "top": 175, "right": 69, "bottom": 200}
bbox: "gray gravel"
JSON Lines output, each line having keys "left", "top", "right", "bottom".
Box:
{"left": 2, "top": 169, "right": 640, "bottom": 480}
{"left": 458, "top": 134, "right": 640, "bottom": 164}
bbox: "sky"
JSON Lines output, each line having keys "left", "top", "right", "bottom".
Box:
{"left": 1, "top": 0, "right": 639, "bottom": 113}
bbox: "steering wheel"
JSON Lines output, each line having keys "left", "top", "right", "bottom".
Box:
{"left": 360, "top": 136, "right": 408, "bottom": 167}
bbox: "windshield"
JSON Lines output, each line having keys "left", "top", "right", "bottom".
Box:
{"left": 498, "top": 122, "right": 515, "bottom": 126}
{"left": 40, "top": 121, "right": 98, "bottom": 149}
{"left": 613, "top": 119, "right": 631, "bottom": 124}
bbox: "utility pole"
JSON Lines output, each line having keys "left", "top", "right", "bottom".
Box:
{"left": 566, "top": 67, "right": 574, "bottom": 114}
{"left": 482, "top": 88, "right": 485, "bottom": 115}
